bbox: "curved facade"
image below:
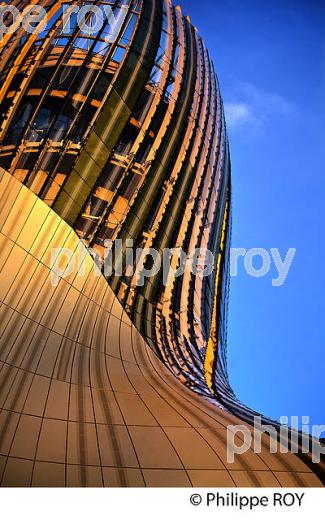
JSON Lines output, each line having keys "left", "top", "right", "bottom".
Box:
{"left": 0, "top": 169, "right": 322, "bottom": 487}
{"left": 0, "top": 0, "right": 323, "bottom": 486}
{"left": 0, "top": 0, "right": 230, "bottom": 398}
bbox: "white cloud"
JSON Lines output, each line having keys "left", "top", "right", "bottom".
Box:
{"left": 224, "top": 82, "right": 296, "bottom": 131}
{"left": 224, "top": 102, "right": 255, "bottom": 128}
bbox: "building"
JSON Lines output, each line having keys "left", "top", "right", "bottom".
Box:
{"left": 0, "top": 0, "right": 323, "bottom": 486}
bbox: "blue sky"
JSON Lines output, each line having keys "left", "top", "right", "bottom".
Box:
{"left": 179, "top": 0, "right": 325, "bottom": 429}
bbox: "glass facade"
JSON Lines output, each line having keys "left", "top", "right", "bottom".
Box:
{"left": 0, "top": 0, "right": 232, "bottom": 399}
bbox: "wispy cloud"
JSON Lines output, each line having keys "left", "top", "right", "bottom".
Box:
{"left": 224, "top": 82, "right": 296, "bottom": 132}
{"left": 224, "top": 102, "right": 254, "bottom": 128}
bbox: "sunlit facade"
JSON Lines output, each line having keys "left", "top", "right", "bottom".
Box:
{"left": 0, "top": 0, "right": 323, "bottom": 487}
